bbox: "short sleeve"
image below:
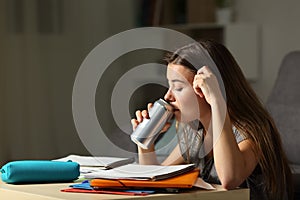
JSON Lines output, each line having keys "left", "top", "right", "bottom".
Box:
{"left": 232, "top": 126, "right": 247, "bottom": 144}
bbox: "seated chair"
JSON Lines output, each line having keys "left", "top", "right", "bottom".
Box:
{"left": 266, "top": 51, "right": 300, "bottom": 199}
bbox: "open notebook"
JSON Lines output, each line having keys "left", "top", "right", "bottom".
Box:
{"left": 84, "top": 163, "right": 195, "bottom": 181}
{"left": 54, "top": 155, "right": 135, "bottom": 169}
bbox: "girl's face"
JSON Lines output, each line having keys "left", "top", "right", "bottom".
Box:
{"left": 164, "top": 63, "right": 202, "bottom": 123}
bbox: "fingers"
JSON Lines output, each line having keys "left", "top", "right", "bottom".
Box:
{"left": 193, "top": 66, "right": 211, "bottom": 98}
{"left": 141, "top": 110, "right": 149, "bottom": 119}
{"left": 193, "top": 73, "right": 206, "bottom": 98}
{"left": 135, "top": 110, "right": 143, "bottom": 122}
{"left": 131, "top": 119, "right": 138, "bottom": 131}
{"left": 147, "top": 103, "right": 153, "bottom": 111}
{"left": 194, "top": 66, "right": 223, "bottom": 105}
{"left": 131, "top": 102, "right": 153, "bottom": 131}
{"left": 193, "top": 77, "right": 204, "bottom": 97}
{"left": 132, "top": 119, "right": 171, "bottom": 133}
{"left": 131, "top": 110, "right": 146, "bottom": 131}
{"left": 193, "top": 86, "right": 204, "bottom": 97}
{"left": 197, "top": 65, "right": 212, "bottom": 75}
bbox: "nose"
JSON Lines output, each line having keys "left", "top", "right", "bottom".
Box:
{"left": 164, "top": 88, "right": 175, "bottom": 102}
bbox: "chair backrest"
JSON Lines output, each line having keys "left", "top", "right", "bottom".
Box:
{"left": 266, "top": 51, "right": 300, "bottom": 165}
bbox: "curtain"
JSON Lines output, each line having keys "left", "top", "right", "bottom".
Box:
{"left": 0, "top": 0, "right": 139, "bottom": 166}
{"left": 0, "top": 0, "right": 92, "bottom": 165}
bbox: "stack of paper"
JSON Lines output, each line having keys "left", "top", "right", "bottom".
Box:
{"left": 84, "top": 163, "right": 195, "bottom": 181}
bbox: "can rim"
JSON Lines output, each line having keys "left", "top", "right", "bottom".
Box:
{"left": 157, "top": 98, "right": 173, "bottom": 112}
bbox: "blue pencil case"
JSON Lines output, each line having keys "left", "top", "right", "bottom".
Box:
{"left": 0, "top": 160, "right": 80, "bottom": 184}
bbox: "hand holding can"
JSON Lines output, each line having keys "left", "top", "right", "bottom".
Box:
{"left": 130, "top": 99, "right": 174, "bottom": 149}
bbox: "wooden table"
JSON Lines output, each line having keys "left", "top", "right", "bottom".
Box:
{"left": 0, "top": 179, "right": 249, "bottom": 200}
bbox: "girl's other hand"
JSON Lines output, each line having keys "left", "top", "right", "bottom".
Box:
{"left": 193, "top": 66, "right": 223, "bottom": 105}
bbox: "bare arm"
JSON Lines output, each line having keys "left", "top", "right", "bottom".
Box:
{"left": 137, "top": 145, "right": 159, "bottom": 165}
{"left": 138, "top": 143, "right": 185, "bottom": 165}
{"left": 161, "top": 144, "right": 185, "bottom": 165}
{"left": 211, "top": 100, "right": 258, "bottom": 189}
{"left": 194, "top": 66, "right": 259, "bottom": 189}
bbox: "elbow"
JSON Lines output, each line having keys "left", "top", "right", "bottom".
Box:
{"left": 219, "top": 176, "right": 242, "bottom": 190}
{"left": 221, "top": 181, "right": 237, "bottom": 190}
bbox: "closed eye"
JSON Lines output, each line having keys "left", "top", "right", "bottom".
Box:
{"left": 174, "top": 88, "right": 183, "bottom": 92}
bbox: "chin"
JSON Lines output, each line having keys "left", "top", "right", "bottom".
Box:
{"left": 178, "top": 114, "right": 198, "bottom": 123}
{"left": 176, "top": 117, "right": 193, "bottom": 123}
{"left": 175, "top": 111, "right": 197, "bottom": 123}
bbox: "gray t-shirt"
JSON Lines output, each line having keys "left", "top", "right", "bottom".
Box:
{"left": 177, "top": 123, "right": 267, "bottom": 200}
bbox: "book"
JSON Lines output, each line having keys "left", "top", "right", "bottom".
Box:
{"left": 84, "top": 163, "right": 195, "bottom": 181}
{"left": 53, "top": 154, "right": 135, "bottom": 169}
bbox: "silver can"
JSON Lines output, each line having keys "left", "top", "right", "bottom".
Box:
{"left": 131, "top": 98, "right": 174, "bottom": 149}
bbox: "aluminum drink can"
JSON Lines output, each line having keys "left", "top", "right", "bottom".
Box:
{"left": 131, "top": 98, "right": 174, "bottom": 149}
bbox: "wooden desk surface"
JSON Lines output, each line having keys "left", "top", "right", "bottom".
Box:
{"left": 0, "top": 179, "right": 249, "bottom": 200}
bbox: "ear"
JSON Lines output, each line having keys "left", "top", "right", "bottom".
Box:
{"left": 194, "top": 85, "right": 204, "bottom": 98}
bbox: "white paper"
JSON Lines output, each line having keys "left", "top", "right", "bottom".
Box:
{"left": 84, "top": 163, "right": 195, "bottom": 180}
{"left": 79, "top": 166, "right": 106, "bottom": 174}
{"left": 53, "top": 154, "right": 134, "bottom": 168}
{"left": 193, "top": 177, "right": 216, "bottom": 190}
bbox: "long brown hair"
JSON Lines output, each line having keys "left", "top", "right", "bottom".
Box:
{"left": 166, "top": 40, "right": 293, "bottom": 200}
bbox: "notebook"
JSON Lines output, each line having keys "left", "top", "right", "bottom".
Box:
{"left": 84, "top": 163, "right": 195, "bottom": 181}
{"left": 54, "top": 154, "right": 135, "bottom": 169}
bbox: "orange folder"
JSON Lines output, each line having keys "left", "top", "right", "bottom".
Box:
{"left": 90, "top": 169, "right": 200, "bottom": 189}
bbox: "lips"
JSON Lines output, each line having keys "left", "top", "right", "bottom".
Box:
{"left": 170, "top": 104, "right": 179, "bottom": 113}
